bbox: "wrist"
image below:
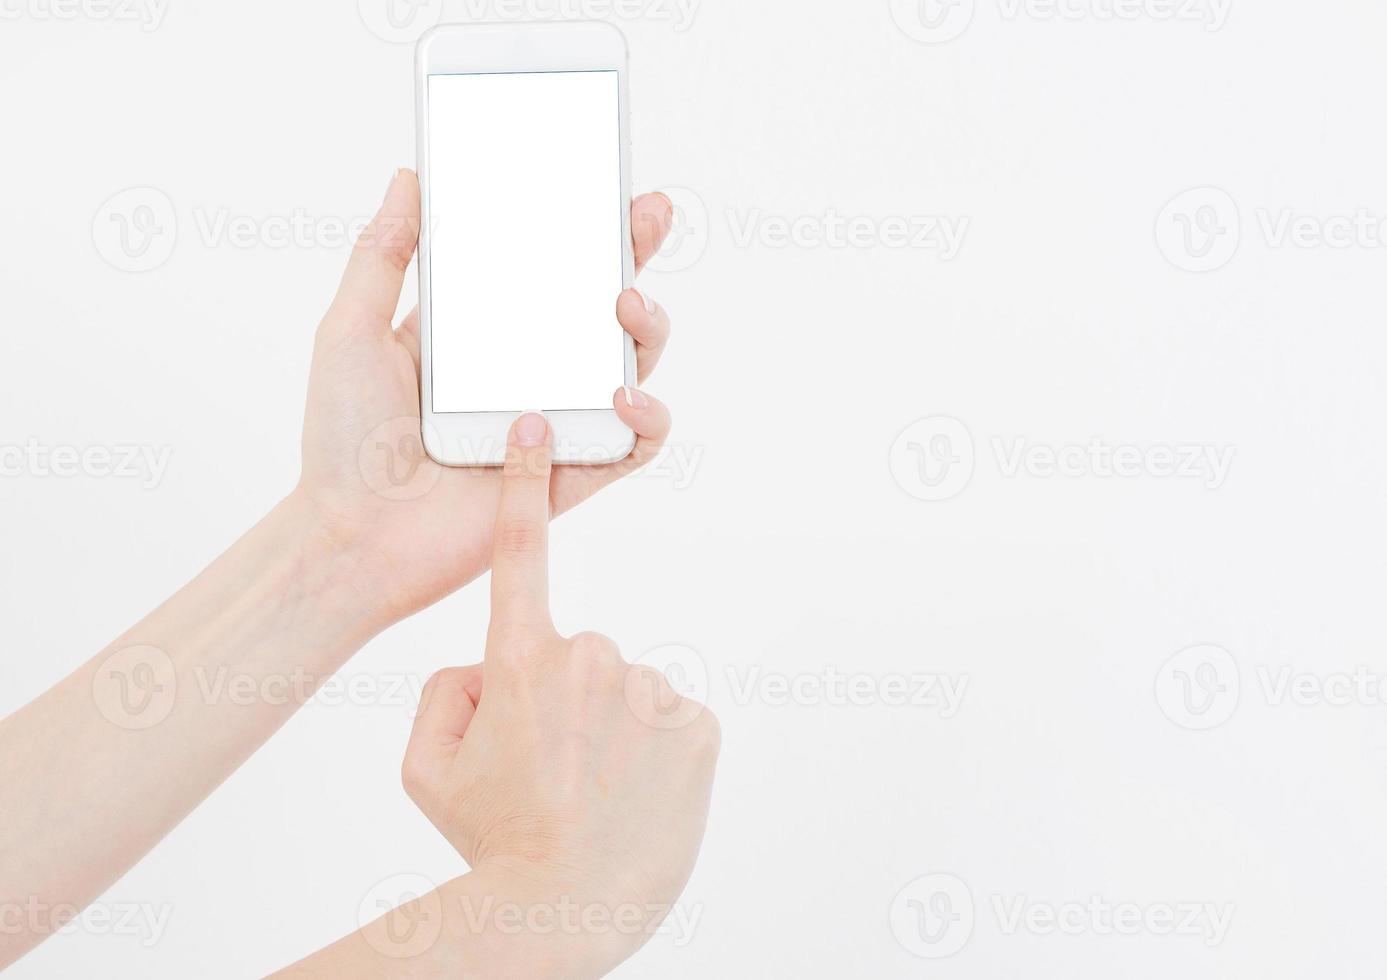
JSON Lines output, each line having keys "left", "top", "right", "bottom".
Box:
{"left": 435, "top": 863, "right": 648, "bottom": 980}
{"left": 261, "top": 492, "right": 399, "bottom": 648}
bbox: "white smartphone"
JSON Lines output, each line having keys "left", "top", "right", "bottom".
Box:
{"left": 415, "top": 21, "right": 636, "bottom": 467}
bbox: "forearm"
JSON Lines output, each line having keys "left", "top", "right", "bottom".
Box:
{"left": 273, "top": 866, "right": 636, "bottom": 980}
{"left": 0, "top": 493, "right": 386, "bottom": 967}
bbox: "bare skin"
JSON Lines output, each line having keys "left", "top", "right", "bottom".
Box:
{"left": 276, "top": 414, "right": 719, "bottom": 978}
{"left": 0, "top": 170, "right": 681, "bottom": 970}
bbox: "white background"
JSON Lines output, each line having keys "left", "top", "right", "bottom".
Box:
{"left": 428, "top": 69, "right": 624, "bottom": 413}
{"left": 2, "top": 0, "right": 1387, "bottom": 977}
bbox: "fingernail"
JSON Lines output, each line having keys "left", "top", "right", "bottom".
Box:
{"left": 623, "top": 387, "right": 649, "bottom": 410}
{"left": 513, "top": 412, "right": 548, "bottom": 447}
{"left": 634, "top": 288, "right": 657, "bottom": 317}
{"left": 383, "top": 168, "right": 402, "bottom": 204}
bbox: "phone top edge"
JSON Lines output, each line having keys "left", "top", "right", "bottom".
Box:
{"left": 416, "top": 20, "right": 629, "bottom": 62}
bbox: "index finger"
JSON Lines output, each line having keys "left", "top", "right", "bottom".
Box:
{"left": 489, "top": 412, "right": 555, "bottom": 633}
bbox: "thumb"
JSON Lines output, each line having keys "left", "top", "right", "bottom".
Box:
{"left": 407, "top": 665, "right": 484, "bottom": 760}
{"left": 328, "top": 169, "right": 421, "bottom": 333}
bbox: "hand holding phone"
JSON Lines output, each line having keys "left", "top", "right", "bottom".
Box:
{"left": 294, "top": 165, "right": 673, "bottom": 630}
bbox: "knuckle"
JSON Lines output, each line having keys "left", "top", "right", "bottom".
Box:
{"left": 487, "top": 628, "right": 553, "bottom": 670}
{"left": 417, "top": 668, "right": 451, "bottom": 711}
{"left": 355, "top": 218, "right": 415, "bottom": 274}
{"left": 629, "top": 663, "right": 681, "bottom": 706}
{"left": 569, "top": 631, "right": 620, "bottom": 660}
{"left": 400, "top": 753, "right": 430, "bottom": 800}
{"left": 503, "top": 446, "right": 553, "bottom": 481}
{"left": 692, "top": 707, "right": 722, "bottom": 753}
{"left": 496, "top": 518, "right": 544, "bottom": 557}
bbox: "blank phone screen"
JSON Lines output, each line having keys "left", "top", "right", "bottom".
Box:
{"left": 426, "top": 70, "right": 624, "bottom": 414}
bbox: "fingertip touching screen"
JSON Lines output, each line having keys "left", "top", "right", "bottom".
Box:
{"left": 427, "top": 69, "right": 624, "bottom": 414}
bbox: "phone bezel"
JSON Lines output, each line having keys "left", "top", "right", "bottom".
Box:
{"left": 415, "top": 21, "right": 636, "bottom": 467}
